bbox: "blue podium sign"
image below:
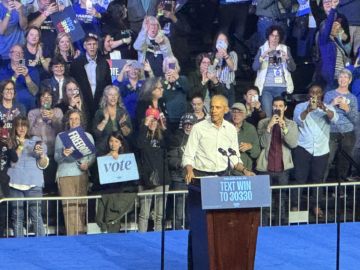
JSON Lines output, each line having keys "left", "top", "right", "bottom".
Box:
{"left": 200, "top": 175, "right": 271, "bottom": 210}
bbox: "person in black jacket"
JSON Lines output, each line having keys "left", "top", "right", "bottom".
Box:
{"left": 0, "top": 135, "right": 18, "bottom": 238}
{"left": 137, "top": 113, "right": 171, "bottom": 232}
{"left": 68, "top": 33, "right": 112, "bottom": 118}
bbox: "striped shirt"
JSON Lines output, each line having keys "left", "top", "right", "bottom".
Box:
{"left": 214, "top": 51, "right": 238, "bottom": 89}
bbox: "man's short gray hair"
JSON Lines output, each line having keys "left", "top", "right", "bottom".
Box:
{"left": 211, "top": 95, "right": 228, "bottom": 107}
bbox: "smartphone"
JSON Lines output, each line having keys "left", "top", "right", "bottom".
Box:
{"left": 157, "top": 30, "right": 164, "bottom": 38}
{"left": 163, "top": 0, "right": 173, "bottom": 11}
{"left": 1, "top": 128, "right": 9, "bottom": 138}
{"left": 86, "top": 0, "right": 92, "bottom": 14}
{"left": 34, "top": 141, "right": 42, "bottom": 151}
{"left": 273, "top": 109, "right": 281, "bottom": 116}
{"left": 252, "top": 95, "right": 259, "bottom": 102}
{"left": 208, "top": 65, "right": 215, "bottom": 73}
{"left": 130, "top": 61, "right": 143, "bottom": 69}
{"left": 44, "top": 102, "right": 51, "bottom": 110}
{"left": 216, "top": 40, "right": 227, "bottom": 50}
{"left": 19, "top": 59, "right": 26, "bottom": 66}
{"left": 73, "top": 89, "right": 79, "bottom": 98}
{"left": 168, "top": 63, "right": 175, "bottom": 70}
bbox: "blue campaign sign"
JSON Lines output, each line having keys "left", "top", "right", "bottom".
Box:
{"left": 51, "top": 6, "right": 85, "bottom": 43}
{"left": 200, "top": 175, "right": 271, "bottom": 210}
{"left": 97, "top": 154, "right": 139, "bottom": 184}
{"left": 58, "top": 126, "right": 96, "bottom": 160}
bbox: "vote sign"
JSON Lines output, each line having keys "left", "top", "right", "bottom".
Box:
{"left": 200, "top": 175, "right": 271, "bottom": 210}
{"left": 51, "top": 6, "right": 85, "bottom": 42}
{"left": 97, "top": 154, "right": 139, "bottom": 184}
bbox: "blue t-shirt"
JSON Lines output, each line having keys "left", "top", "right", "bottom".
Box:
{"left": 74, "top": 4, "right": 103, "bottom": 36}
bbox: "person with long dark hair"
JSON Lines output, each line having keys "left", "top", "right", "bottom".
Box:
{"left": 55, "top": 77, "right": 85, "bottom": 115}
{"left": 211, "top": 31, "right": 238, "bottom": 107}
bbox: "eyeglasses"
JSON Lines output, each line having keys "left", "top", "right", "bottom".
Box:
{"left": 4, "top": 88, "right": 14, "bottom": 92}
{"left": 201, "top": 61, "right": 211, "bottom": 65}
{"left": 231, "top": 110, "right": 244, "bottom": 115}
{"left": 270, "top": 34, "right": 280, "bottom": 39}
{"left": 10, "top": 51, "right": 23, "bottom": 54}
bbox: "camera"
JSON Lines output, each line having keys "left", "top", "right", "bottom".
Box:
{"left": 268, "top": 50, "right": 282, "bottom": 66}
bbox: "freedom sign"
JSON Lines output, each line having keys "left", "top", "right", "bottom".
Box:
{"left": 59, "top": 126, "right": 96, "bottom": 160}
{"left": 51, "top": 6, "right": 85, "bottom": 42}
{"left": 97, "top": 154, "right": 139, "bottom": 184}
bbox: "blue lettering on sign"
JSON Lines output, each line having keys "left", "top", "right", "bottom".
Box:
{"left": 104, "top": 160, "right": 131, "bottom": 173}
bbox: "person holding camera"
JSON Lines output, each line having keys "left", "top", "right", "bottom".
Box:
{"left": 242, "top": 86, "right": 266, "bottom": 128}
{"left": 0, "top": 45, "right": 40, "bottom": 113}
{"left": 0, "top": 0, "right": 28, "bottom": 59}
{"left": 253, "top": 25, "right": 296, "bottom": 118}
{"left": 292, "top": 84, "right": 338, "bottom": 217}
{"left": 256, "top": 96, "right": 298, "bottom": 225}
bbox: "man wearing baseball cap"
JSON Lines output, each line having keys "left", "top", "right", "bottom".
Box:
{"left": 69, "top": 33, "right": 112, "bottom": 118}
{"left": 230, "top": 103, "right": 260, "bottom": 175}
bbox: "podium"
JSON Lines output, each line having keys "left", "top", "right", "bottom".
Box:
{"left": 188, "top": 175, "right": 270, "bottom": 270}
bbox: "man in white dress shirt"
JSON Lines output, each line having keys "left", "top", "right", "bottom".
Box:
{"left": 183, "top": 95, "right": 255, "bottom": 184}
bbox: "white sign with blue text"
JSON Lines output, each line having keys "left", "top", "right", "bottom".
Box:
{"left": 97, "top": 154, "right": 139, "bottom": 184}
{"left": 200, "top": 175, "right": 271, "bottom": 210}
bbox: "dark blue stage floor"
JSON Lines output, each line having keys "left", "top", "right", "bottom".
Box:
{"left": 0, "top": 223, "right": 359, "bottom": 269}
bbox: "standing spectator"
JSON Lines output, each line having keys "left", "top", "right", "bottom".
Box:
{"left": 253, "top": 25, "right": 296, "bottom": 118}
{"left": 69, "top": 33, "right": 112, "bottom": 118}
{"left": 168, "top": 113, "right": 197, "bottom": 230}
{"left": 133, "top": 16, "right": 173, "bottom": 77}
{"left": 0, "top": 79, "right": 26, "bottom": 134}
{"left": 189, "top": 93, "right": 209, "bottom": 123}
{"left": 137, "top": 114, "right": 170, "bottom": 232}
{"left": 242, "top": 86, "right": 267, "bottom": 128}
{"left": 53, "top": 33, "right": 80, "bottom": 76}
{"left": 212, "top": 32, "right": 238, "bottom": 107}
{"left": 0, "top": 130, "right": 18, "bottom": 238}
{"left": 22, "top": 26, "right": 50, "bottom": 81}
{"left": 54, "top": 109, "right": 95, "bottom": 235}
{"left": 256, "top": 97, "right": 298, "bottom": 225}
{"left": 102, "top": 0, "right": 134, "bottom": 59}
{"left": 41, "top": 55, "right": 71, "bottom": 105}
{"left": 27, "top": 0, "right": 62, "bottom": 55}
{"left": 28, "top": 87, "right": 63, "bottom": 195}
{"left": 162, "top": 56, "right": 190, "bottom": 130}
{"left": 0, "top": 45, "right": 40, "bottom": 112}
{"left": 292, "top": 84, "right": 338, "bottom": 216}
{"left": 136, "top": 77, "right": 167, "bottom": 128}
{"left": 317, "top": 0, "right": 348, "bottom": 90}
{"left": 9, "top": 115, "right": 48, "bottom": 237}
{"left": 74, "top": 0, "right": 103, "bottom": 39}
{"left": 98, "top": 34, "right": 122, "bottom": 60}
{"left": 0, "top": 0, "right": 28, "bottom": 60}
{"left": 323, "top": 68, "right": 358, "bottom": 188}
{"left": 187, "top": 52, "right": 225, "bottom": 111}
{"left": 92, "top": 85, "right": 132, "bottom": 156}
{"left": 127, "top": 0, "right": 160, "bottom": 34}
{"left": 230, "top": 103, "right": 260, "bottom": 174}
{"left": 113, "top": 62, "right": 148, "bottom": 124}
{"left": 55, "top": 78, "right": 85, "bottom": 116}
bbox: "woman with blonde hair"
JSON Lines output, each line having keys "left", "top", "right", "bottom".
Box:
{"left": 53, "top": 32, "right": 80, "bottom": 75}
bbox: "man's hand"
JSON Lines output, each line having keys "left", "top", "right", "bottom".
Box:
{"left": 185, "top": 166, "right": 195, "bottom": 184}
{"left": 239, "top": 142, "right": 252, "bottom": 152}
{"left": 243, "top": 169, "right": 255, "bottom": 176}
{"left": 45, "top": 3, "right": 58, "bottom": 16}
{"left": 267, "top": 114, "right": 279, "bottom": 131}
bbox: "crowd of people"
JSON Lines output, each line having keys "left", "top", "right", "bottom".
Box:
{"left": 0, "top": 0, "right": 360, "bottom": 237}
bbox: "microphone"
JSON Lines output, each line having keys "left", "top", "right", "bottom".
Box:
{"left": 228, "top": 148, "right": 237, "bottom": 156}
{"left": 218, "top": 148, "right": 228, "bottom": 156}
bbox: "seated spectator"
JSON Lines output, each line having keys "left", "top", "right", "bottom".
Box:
{"left": 156, "top": 1, "right": 191, "bottom": 72}
{"left": 212, "top": 32, "right": 238, "bottom": 107}
{"left": 41, "top": 55, "right": 71, "bottom": 105}
{"left": 0, "top": 0, "right": 28, "bottom": 60}
{"left": 136, "top": 77, "right": 167, "bottom": 128}
{"left": 133, "top": 16, "right": 173, "bottom": 77}
{"left": 161, "top": 56, "right": 190, "bottom": 130}
{"left": 189, "top": 93, "right": 209, "bottom": 122}
{"left": 54, "top": 109, "right": 95, "bottom": 235}
{"left": 55, "top": 77, "right": 85, "bottom": 115}
{"left": 53, "top": 32, "right": 80, "bottom": 76}
{"left": 28, "top": 87, "right": 63, "bottom": 194}
{"left": 323, "top": 68, "right": 358, "bottom": 188}
{"left": 127, "top": 0, "right": 159, "bottom": 34}
{"left": 0, "top": 128, "right": 18, "bottom": 238}
{"left": 0, "top": 79, "right": 26, "bottom": 133}
{"left": 230, "top": 103, "right": 260, "bottom": 174}
{"left": 137, "top": 114, "right": 171, "bottom": 232}
{"left": 113, "top": 62, "right": 148, "bottom": 124}
{"left": 101, "top": 1, "right": 134, "bottom": 59}
{"left": 9, "top": 115, "right": 48, "bottom": 237}
{"left": 28, "top": 0, "right": 62, "bottom": 55}
{"left": 242, "top": 86, "right": 266, "bottom": 128}
{"left": 168, "top": 113, "right": 197, "bottom": 230}
{"left": 0, "top": 45, "right": 40, "bottom": 112}
{"left": 317, "top": 0, "right": 348, "bottom": 90}
{"left": 292, "top": 84, "right": 338, "bottom": 217}
{"left": 253, "top": 25, "right": 296, "bottom": 118}
{"left": 257, "top": 97, "right": 298, "bottom": 225}
{"left": 99, "top": 34, "right": 122, "bottom": 60}
{"left": 92, "top": 85, "right": 132, "bottom": 156}
{"left": 187, "top": 53, "right": 225, "bottom": 111}
{"left": 22, "top": 26, "right": 50, "bottom": 81}
{"left": 69, "top": 33, "right": 112, "bottom": 118}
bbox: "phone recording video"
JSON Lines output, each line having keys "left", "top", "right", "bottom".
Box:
{"left": 168, "top": 63, "right": 175, "bottom": 70}
{"left": 273, "top": 109, "right": 281, "bottom": 116}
